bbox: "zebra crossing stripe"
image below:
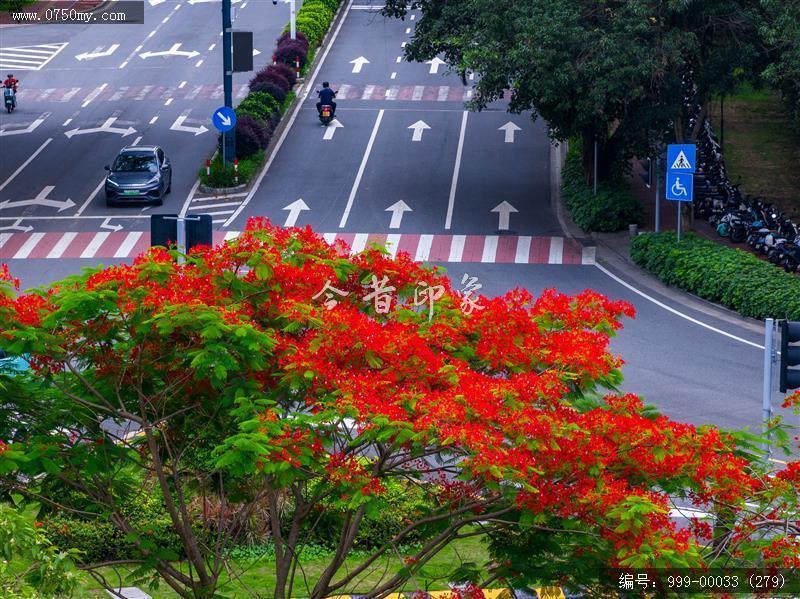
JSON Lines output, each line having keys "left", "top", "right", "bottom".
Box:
{"left": 548, "top": 237, "right": 563, "bottom": 264}
{"left": 47, "top": 232, "right": 77, "bottom": 258}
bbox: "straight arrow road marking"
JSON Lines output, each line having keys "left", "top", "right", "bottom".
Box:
{"left": 385, "top": 200, "right": 412, "bottom": 229}
{"left": 0, "top": 114, "right": 48, "bottom": 137}
{"left": 283, "top": 198, "right": 310, "bottom": 227}
{"left": 0, "top": 186, "right": 75, "bottom": 213}
{"left": 498, "top": 121, "right": 521, "bottom": 143}
{"left": 65, "top": 117, "right": 136, "bottom": 138}
{"left": 408, "top": 120, "right": 430, "bottom": 142}
{"left": 75, "top": 44, "right": 119, "bottom": 61}
{"left": 170, "top": 114, "right": 209, "bottom": 136}
{"left": 350, "top": 56, "right": 369, "bottom": 73}
{"left": 491, "top": 201, "right": 518, "bottom": 231}
{"left": 322, "top": 118, "right": 343, "bottom": 140}
{"left": 426, "top": 57, "right": 445, "bottom": 74}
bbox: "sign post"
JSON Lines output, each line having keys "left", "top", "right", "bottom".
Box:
{"left": 665, "top": 144, "right": 696, "bottom": 242}
{"left": 221, "top": 0, "right": 235, "bottom": 163}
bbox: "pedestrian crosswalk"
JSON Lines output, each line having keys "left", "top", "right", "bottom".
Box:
{"left": 0, "top": 230, "right": 596, "bottom": 265}
{"left": 334, "top": 83, "right": 474, "bottom": 102}
{"left": 18, "top": 82, "right": 250, "bottom": 103}
{"left": 0, "top": 43, "right": 68, "bottom": 70}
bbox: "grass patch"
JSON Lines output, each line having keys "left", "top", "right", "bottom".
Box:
{"left": 707, "top": 85, "right": 800, "bottom": 220}
{"left": 67, "top": 536, "right": 491, "bottom": 598}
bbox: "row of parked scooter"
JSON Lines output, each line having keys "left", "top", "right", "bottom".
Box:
{"left": 682, "top": 81, "right": 799, "bottom": 274}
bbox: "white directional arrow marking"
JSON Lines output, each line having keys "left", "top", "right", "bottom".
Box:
{"left": 148, "top": 0, "right": 166, "bottom": 5}
{"left": 253, "top": 49, "right": 261, "bottom": 56}
{"left": 0, "top": 219, "right": 33, "bottom": 233}
{"left": 75, "top": 44, "right": 120, "bottom": 61}
{"left": 426, "top": 57, "right": 446, "bottom": 74}
{"left": 170, "top": 114, "right": 209, "bottom": 136}
{"left": 0, "top": 186, "right": 75, "bottom": 213}
{"left": 0, "top": 114, "right": 47, "bottom": 137}
{"left": 408, "top": 120, "right": 430, "bottom": 142}
{"left": 283, "top": 198, "right": 310, "bottom": 227}
{"left": 350, "top": 56, "right": 370, "bottom": 74}
{"left": 139, "top": 43, "right": 200, "bottom": 60}
{"left": 322, "top": 118, "right": 343, "bottom": 140}
{"left": 100, "top": 217, "right": 123, "bottom": 232}
{"left": 385, "top": 200, "right": 412, "bottom": 229}
{"left": 491, "top": 201, "right": 518, "bottom": 231}
{"left": 64, "top": 117, "right": 136, "bottom": 139}
{"left": 498, "top": 121, "right": 521, "bottom": 143}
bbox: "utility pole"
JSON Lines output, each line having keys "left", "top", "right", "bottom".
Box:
{"left": 273, "top": 0, "right": 296, "bottom": 39}
{"left": 762, "top": 319, "right": 776, "bottom": 457}
{"left": 222, "top": 0, "right": 235, "bottom": 163}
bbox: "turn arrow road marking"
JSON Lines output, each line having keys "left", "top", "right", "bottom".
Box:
{"left": 170, "top": 114, "right": 209, "bottom": 136}
{"left": 426, "top": 57, "right": 446, "bottom": 74}
{"left": 0, "top": 186, "right": 75, "bottom": 213}
{"left": 408, "top": 120, "right": 430, "bottom": 142}
{"left": 491, "top": 201, "right": 518, "bottom": 231}
{"left": 322, "top": 118, "right": 343, "bottom": 140}
{"left": 283, "top": 198, "right": 310, "bottom": 227}
{"left": 64, "top": 117, "right": 136, "bottom": 138}
{"left": 139, "top": 43, "right": 200, "bottom": 60}
{"left": 498, "top": 121, "right": 521, "bottom": 143}
{"left": 100, "top": 218, "right": 123, "bottom": 232}
{"left": 350, "top": 56, "right": 370, "bottom": 73}
{"left": 0, "top": 219, "right": 33, "bottom": 233}
{"left": 75, "top": 44, "right": 120, "bottom": 61}
{"left": 385, "top": 200, "right": 412, "bottom": 229}
{"left": 0, "top": 114, "right": 48, "bottom": 137}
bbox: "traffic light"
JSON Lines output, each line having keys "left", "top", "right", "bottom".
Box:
{"left": 185, "top": 214, "right": 213, "bottom": 250}
{"left": 150, "top": 214, "right": 178, "bottom": 248}
{"left": 150, "top": 215, "right": 213, "bottom": 253}
{"left": 779, "top": 320, "right": 800, "bottom": 393}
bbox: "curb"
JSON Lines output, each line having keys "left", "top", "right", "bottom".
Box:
{"left": 198, "top": 183, "right": 247, "bottom": 195}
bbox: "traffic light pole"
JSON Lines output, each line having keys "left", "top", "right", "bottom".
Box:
{"left": 762, "top": 318, "right": 776, "bottom": 456}
{"left": 222, "top": 0, "right": 236, "bottom": 163}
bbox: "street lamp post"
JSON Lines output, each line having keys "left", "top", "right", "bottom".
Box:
{"left": 273, "top": 0, "right": 296, "bottom": 40}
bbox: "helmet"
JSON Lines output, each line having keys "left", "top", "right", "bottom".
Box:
{"left": 6, "top": 74, "right": 12, "bottom": 78}
{"left": 322, "top": 81, "right": 329, "bottom": 88}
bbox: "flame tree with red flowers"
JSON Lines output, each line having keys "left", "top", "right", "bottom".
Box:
{"left": 0, "top": 221, "right": 797, "bottom": 599}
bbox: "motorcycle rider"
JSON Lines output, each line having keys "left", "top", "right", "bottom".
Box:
{"left": 3, "top": 73, "right": 18, "bottom": 109}
{"left": 316, "top": 81, "right": 336, "bottom": 117}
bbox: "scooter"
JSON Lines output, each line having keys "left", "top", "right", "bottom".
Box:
{"left": 4, "top": 88, "right": 15, "bottom": 113}
{"left": 318, "top": 104, "right": 334, "bottom": 126}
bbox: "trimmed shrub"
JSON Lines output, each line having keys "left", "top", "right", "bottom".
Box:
{"left": 249, "top": 69, "right": 291, "bottom": 94}
{"left": 249, "top": 80, "right": 287, "bottom": 104}
{"left": 630, "top": 232, "right": 800, "bottom": 320}
{"left": 277, "top": 30, "right": 309, "bottom": 53}
{"left": 300, "top": 0, "right": 335, "bottom": 22}
{"left": 275, "top": 38, "right": 308, "bottom": 70}
{"left": 267, "top": 62, "right": 297, "bottom": 87}
{"left": 199, "top": 151, "right": 264, "bottom": 188}
{"left": 295, "top": 14, "right": 327, "bottom": 46}
{"left": 238, "top": 91, "right": 281, "bottom": 124}
{"left": 561, "top": 141, "right": 643, "bottom": 232}
{"left": 235, "top": 114, "right": 270, "bottom": 158}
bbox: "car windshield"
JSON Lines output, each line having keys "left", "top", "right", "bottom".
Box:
{"left": 112, "top": 153, "right": 157, "bottom": 173}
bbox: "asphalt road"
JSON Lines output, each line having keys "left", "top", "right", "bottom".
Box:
{"left": 0, "top": 0, "right": 291, "bottom": 231}
{"left": 0, "top": 0, "right": 796, "bottom": 452}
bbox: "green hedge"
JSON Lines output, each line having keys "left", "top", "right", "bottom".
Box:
{"left": 199, "top": 151, "right": 265, "bottom": 188}
{"left": 630, "top": 232, "right": 800, "bottom": 320}
{"left": 237, "top": 91, "right": 280, "bottom": 125}
{"left": 288, "top": 0, "right": 341, "bottom": 46}
{"left": 561, "top": 142, "right": 643, "bottom": 232}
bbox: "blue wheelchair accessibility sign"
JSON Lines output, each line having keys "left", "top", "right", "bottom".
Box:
{"left": 666, "top": 171, "right": 693, "bottom": 202}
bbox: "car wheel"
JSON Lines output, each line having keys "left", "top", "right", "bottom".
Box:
{"left": 166, "top": 175, "right": 172, "bottom": 194}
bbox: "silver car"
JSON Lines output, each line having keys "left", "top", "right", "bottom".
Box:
{"left": 105, "top": 145, "right": 172, "bottom": 206}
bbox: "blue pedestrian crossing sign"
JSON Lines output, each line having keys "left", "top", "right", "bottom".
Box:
{"left": 212, "top": 106, "right": 237, "bottom": 132}
{"left": 667, "top": 144, "right": 696, "bottom": 172}
{"left": 666, "top": 171, "right": 693, "bottom": 202}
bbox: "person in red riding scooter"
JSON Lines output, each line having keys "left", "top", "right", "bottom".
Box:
{"left": 3, "top": 74, "right": 19, "bottom": 109}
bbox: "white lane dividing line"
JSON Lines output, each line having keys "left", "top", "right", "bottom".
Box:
{"left": 401, "top": 41, "right": 407, "bottom": 48}
{"left": 547, "top": 237, "right": 563, "bottom": 264}
{"left": 410, "top": 13, "right": 415, "bottom": 20}
{"left": 196, "top": 59, "right": 204, "bottom": 67}
{"left": 114, "top": 232, "right": 143, "bottom": 258}
{"left": 208, "top": 44, "right": 215, "bottom": 51}
{"left": 515, "top": 236, "right": 531, "bottom": 263}
{"left": 224, "top": 0, "right": 357, "bottom": 228}
{"left": 47, "top": 232, "right": 77, "bottom": 259}
{"left": 149, "top": 116, "right": 158, "bottom": 124}
{"left": 134, "top": 45, "right": 142, "bottom": 52}
{"left": 162, "top": 16, "right": 169, "bottom": 23}
{"left": 80, "top": 232, "right": 110, "bottom": 259}
{"left": 444, "top": 111, "right": 468, "bottom": 230}
{"left": 131, "top": 136, "right": 142, "bottom": 146}
{"left": 81, "top": 83, "right": 106, "bottom": 108}
{"left": 448, "top": 235, "right": 465, "bottom": 262}
{"left": 119, "top": 60, "right": 129, "bottom": 69}
{"left": 147, "top": 31, "right": 155, "bottom": 38}
{"left": 390, "top": 72, "right": 397, "bottom": 79}
{"left": 396, "top": 56, "right": 401, "bottom": 63}
{"left": 0, "top": 138, "right": 52, "bottom": 193}
{"left": 405, "top": 27, "right": 410, "bottom": 34}
{"left": 75, "top": 177, "right": 106, "bottom": 216}
{"left": 188, "top": 201, "right": 241, "bottom": 210}
{"left": 179, "top": 80, "right": 187, "bottom": 88}
{"left": 62, "top": 118, "right": 72, "bottom": 126}
{"left": 339, "top": 109, "right": 384, "bottom": 228}
{"left": 164, "top": 98, "right": 173, "bottom": 106}
{"left": 13, "top": 233, "right": 46, "bottom": 260}
{"left": 593, "top": 261, "right": 764, "bottom": 349}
